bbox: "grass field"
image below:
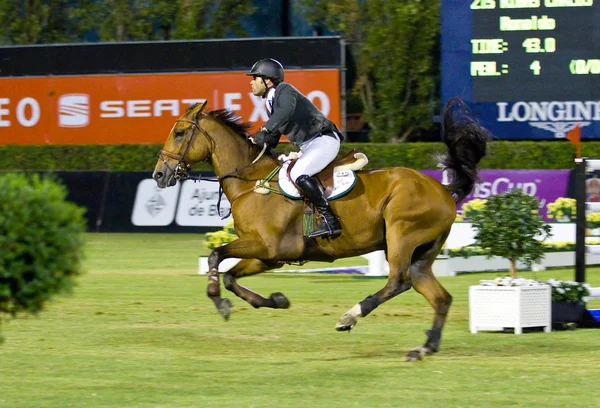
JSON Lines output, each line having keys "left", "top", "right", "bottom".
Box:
{"left": 1, "top": 233, "right": 599, "bottom": 408}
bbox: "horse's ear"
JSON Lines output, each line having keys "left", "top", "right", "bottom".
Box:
{"left": 192, "top": 100, "right": 208, "bottom": 122}
{"left": 199, "top": 100, "right": 207, "bottom": 112}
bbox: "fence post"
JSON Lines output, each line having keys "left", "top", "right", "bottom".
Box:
{"left": 575, "top": 157, "right": 586, "bottom": 283}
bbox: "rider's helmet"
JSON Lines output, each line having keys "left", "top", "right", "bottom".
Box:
{"left": 246, "top": 58, "right": 284, "bottom": 82}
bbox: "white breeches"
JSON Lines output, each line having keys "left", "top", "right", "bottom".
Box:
{"left": 290, "top": 134, "right": 341, "bottom": 182}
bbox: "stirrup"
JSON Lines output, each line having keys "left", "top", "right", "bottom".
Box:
{"left": 308, "top": 219, "right": 342, "bottom": 238}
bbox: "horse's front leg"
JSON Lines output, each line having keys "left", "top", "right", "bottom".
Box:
{"left": 206, "top": 238, "right": 289, "bottom": 319}
{"left": 223, "top": 259, "right": 289, "bottom": 309}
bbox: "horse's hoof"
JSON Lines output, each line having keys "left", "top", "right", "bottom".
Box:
{"left": 218, "top": 298, "right": 232, "bottom": 321}
{"left": 269, "top": 292, "right": 290, "bottom": 309}
{"left": 402, "top": 347, "right": 429, "bottom": 362}
{"left": 335, "top": 313, "right": 356, "bottom": 331}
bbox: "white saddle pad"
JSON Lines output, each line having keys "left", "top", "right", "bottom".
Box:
{"left": 277, "top": 162, "right": 357, "bottom": 200}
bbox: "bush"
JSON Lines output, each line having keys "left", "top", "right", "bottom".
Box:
{"left": 0, "top": 173, "right": 86, "bottom": 343}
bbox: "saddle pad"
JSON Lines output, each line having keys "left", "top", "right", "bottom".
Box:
{"left": 278, "top": 162, "right": 357, "bottom": 200}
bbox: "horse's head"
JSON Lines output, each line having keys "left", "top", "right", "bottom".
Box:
{"left": 153, "top": 101, "right": 213, "bottom": 188}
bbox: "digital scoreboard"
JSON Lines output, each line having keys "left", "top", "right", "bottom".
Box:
{"left": 441, "top": 0, "right": 600, "bottom": 140}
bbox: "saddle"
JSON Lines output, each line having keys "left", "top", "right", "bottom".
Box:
{"left": 285, "top": 149, "right": 368, "bottom": 197}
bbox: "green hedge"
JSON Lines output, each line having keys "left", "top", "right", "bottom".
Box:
{"left": 0, "top": 140, "right": 593, "bottom": 171}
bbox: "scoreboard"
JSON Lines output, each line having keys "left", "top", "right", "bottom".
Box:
{"left": 441, "top": 0, "right": 600, "bottom": 139}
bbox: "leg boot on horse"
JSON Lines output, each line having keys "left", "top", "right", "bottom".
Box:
{"left": 296, "top": 174, "right": 342, "bottom": 238}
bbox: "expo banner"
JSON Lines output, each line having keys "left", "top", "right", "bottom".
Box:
{"left": 421, "top": 169, "right": 571, "bottom": 221}
{"left": 0, "top": 70, "right": 340, "bottom": 145}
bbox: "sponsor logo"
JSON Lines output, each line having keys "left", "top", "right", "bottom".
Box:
{"left": 497, "top": 101, "right": 597, "bottom": 138}
{"left": 58, "top": 94, "right": 90, "bottom": 128}
{"left": 131, "top": 180, "right": 181, "bottom": 226}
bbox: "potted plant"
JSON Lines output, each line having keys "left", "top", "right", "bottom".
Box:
{"left": 461, "top": 198, "right": 488, "bottom": 221}
{"left": 198, "top": 220, "right": 241, "bottom": 275}
{"left": 203, "top": 220, "right": 237, "bottom": 250}
{"left": 586, "top": 212, "right": 600, "bottom": 235}
{"left": 546, "top": 197, "right": 576, "bottom": 222}
{"left": 468, "top": 189, "right": 552, "bottom": 278}
{"left": 546, "top": 279, "right": 593, "bottom": 329}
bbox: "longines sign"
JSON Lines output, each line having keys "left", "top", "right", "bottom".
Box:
{"left": 496, "top": 100, "right": 597, "bottom": 138}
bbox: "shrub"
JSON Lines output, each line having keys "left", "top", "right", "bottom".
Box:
{"left": 0, "top": 173, "right": 86, "bottom": 343}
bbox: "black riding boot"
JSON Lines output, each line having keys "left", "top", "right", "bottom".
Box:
{"left": 296, "top": 175, "right": 342, "bottom": 238}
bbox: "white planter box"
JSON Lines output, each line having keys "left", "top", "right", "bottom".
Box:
{"left": 198, "top": 256, "right": 242, "bottom": 275}
{"left": 469, "top": 285, "right": 551, "bottom": 335}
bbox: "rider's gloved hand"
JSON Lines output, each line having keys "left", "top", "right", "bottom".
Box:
{"left": 254, "top": 130, "right": 268, "bottom": 146}
{"left": 253, "top": 127, "right": 278, "bottom": 149}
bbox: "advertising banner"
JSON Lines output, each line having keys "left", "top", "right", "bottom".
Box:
{"left": 131, "top": 178, "right": 232, "bottom": 229}
{"left": 421, "top": 169, "right": 571, "bottom": 221}
{"left": 26, "top": 169, "right": 571, "bottom": 232}
{"left": 127, "top": 169, "right": 571, "bottom": 229}
{"left": 0, "top": 70, "right": 340, "bottom": 145}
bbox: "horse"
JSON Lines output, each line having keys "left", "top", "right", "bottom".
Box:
{"left": 153, "top": 98, "right": 489, "bottom": 362}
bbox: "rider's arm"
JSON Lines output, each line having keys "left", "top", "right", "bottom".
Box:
{"left": 263, "top": 86, "right": 297, "bottom": 134}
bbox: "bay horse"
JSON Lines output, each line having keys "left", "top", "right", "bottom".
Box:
{"left": 153, "top": 98, "right": 489, "bottom": 361}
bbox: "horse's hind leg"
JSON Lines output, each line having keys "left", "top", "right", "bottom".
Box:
{"left": 336, "top": 236, "right": 417, "bottom": 331}
{"left": 403, "top": 231, "right": 452, "bottom": 362}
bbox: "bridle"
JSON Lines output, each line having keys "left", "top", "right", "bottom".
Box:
{"left": 156, "top": 118, "right": 212, "bottom": 181}
{"left": 156, "top": 117, "right": 268, "bottom": 182}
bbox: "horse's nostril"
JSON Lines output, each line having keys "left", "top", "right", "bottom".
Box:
{"left": 154, "top": 172, "right": 163, "bottom": 180}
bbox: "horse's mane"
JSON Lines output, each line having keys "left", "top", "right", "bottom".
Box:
{"left": 207, "top": 109, "right": 253, "bottom": 137}
{"left": 185, "top": 104, "right": 278, "bottom": 160}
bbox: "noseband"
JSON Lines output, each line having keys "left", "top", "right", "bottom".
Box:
{"left": 156, "top": 119, "right": 213, "bottom": 181}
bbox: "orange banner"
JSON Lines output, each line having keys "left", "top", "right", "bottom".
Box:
{"left": 0, "top": 70, "right": 340, "bottom": 144}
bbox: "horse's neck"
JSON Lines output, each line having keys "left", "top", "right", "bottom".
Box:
{"left": 209, "top": 140, "right": 279, "bottom": 197}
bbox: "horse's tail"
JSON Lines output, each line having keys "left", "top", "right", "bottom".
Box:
{"left": 438, "top": 97, "right": 490, "bottom": 203}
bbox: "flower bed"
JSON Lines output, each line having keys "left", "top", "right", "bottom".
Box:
{"left": 446, "top": 241, "right": 588, "bottom": 258}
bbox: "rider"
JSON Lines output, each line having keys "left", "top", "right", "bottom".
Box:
{"left": 246, "top": 58, "right": 343, "bottom": 238}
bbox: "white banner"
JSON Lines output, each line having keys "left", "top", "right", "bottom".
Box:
{"left": 175, "top": 180, "right": 232, "bottom": 227}
{"left": 131, "top": 180, "right": 181, "bottom": 226}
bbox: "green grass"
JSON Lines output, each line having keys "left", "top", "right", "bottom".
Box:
{"left": 1, "top": 233, "right": 599, "bottom": 408}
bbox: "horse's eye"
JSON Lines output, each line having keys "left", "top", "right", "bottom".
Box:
{"left": 174, "top": 129, "right": 185, "bottom": 139}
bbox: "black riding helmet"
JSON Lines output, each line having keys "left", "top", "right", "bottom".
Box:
{"left": 246, "top": 58, "right": 284, "bottom": 82}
